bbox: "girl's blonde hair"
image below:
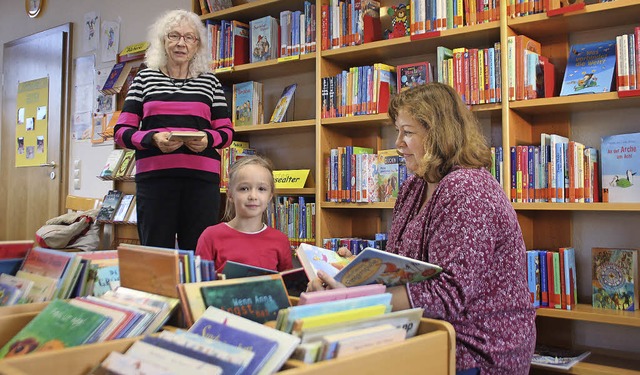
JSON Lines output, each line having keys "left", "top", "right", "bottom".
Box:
{"left": 145, "top": 9, "right": 210, "bottom": 76}
{"left": 223, "top": 155, "right": 277, "bottom": 222}
{"left": 388, "top": 82, "right": 491, "bottom": 183}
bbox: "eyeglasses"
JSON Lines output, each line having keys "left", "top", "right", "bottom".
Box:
{"left": 166, "top": 32, "right": 199, "bottom": 44}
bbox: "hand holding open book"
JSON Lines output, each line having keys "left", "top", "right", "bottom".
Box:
{"left": 296, "top": 244, "right": 442, "bottom": 287}
{"left": 167, "top": 130, "right": 206, "bottom": 141}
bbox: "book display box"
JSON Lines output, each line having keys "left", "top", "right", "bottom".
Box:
{"left": 87, "top": 0, "right": 640, "bottom": 372}
{"left": 0, "top": 249, "right": 455, "bottom": 374}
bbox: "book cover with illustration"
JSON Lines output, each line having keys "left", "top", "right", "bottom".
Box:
{"left": 600, "top": 132, "right": 640, "bottom": 202}
{"left": 232, "top": 81, "right": 263, "bottom": 126}
{"left": 397, "top": 61, "right": 433, "bottom": 92}
{"left": 296, "top": 243, "right": 442, "bottom": 287}
{"left": 249, "top": 16, "right": 277, "bottom": 63}
{"left": 199, "top": 274, "right": 290, "bottom": 323}
{"left": 0, "top": 299, "right": 111, "bottom": 359}
{"left": 269, "top": 83, "right": 297, "bottom": 123}
{"left": 592, "top": 247, "right": 638, "bottom": 311}
{"left": 559, "top": 40, "right": 616, "bottom": 96}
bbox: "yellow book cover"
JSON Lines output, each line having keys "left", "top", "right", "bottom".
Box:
{"left": 291, "top": 304, "right": 387, "bottom": 333}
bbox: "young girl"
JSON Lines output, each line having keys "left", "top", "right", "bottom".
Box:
{"left": 195, "top": 155, "right": 293, "bottom": 273}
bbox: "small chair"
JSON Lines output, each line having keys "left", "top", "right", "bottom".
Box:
{"left": 65, "top": 195, "right": 101, "bottom": 212}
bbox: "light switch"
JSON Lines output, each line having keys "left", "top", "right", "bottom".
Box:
{"left": 74, "top": 159, "right": 81, "bottom": 169}
{"left": 73, "top": 178, "right": 81, "bottom": 190}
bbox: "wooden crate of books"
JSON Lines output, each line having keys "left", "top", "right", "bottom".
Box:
{"left": 0, "top": 318, "right": 455, "bottom": 375}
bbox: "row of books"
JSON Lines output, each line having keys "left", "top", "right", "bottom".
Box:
{"left": 220, "top": 140, "right": 256, "bottom": 189}
{"left": 409, "top": 0, "right": 503, "bottom": 36}
{"left": 0, "top": 244, "right": 120, "bottom": 306}
{"left": 196, "top": 0, "right": 232, "bottom": 15}
{"left": 326, "top": 147, "right": 408, "bottom": 203}
{"left": 321, "top": 0, "right": 383, "bottom": 51}
{"left": 0, "top": 287, "right": 179, "bottom": 359}
{"left": 438, "top": 43, "right": 506, "bottom": 105}
{"left": 96, "top": 190, "right": 137, "bottom": 223}
{"left": 320, "top": 63, "right": 397, "bottom": 118}
{"left": 99, "top": 148, "right": 136, "bottom": 180}
{"left": 526, "top": 246, "right": 640, "bottom": 312}
{"left": 510, "top": 131, "right": 640, "bottom": 204}
{"left": 615, "top": 27, "right": 640, "bottom": 92}
{"left": 205, "top": 5, "right": 317, "bottom": 70}
{"left": 267, "top": 196, "right": 316, "bottom": 248}
{"left": 526, "top": 247, "right": 577, "bottom": 310}
{"left": 321, "top": 233, "right": 388, "bottom": 254}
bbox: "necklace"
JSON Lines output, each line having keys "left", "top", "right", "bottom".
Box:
{"left": 170, "top": 77, "right": 186, "bottom": 88}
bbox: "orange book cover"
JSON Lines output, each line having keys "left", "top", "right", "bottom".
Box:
{"left": 117, "top": 244, "right": 180, "bottom": 298}
{"left": 515, "top": 35, "right": 541, "bottom": 101}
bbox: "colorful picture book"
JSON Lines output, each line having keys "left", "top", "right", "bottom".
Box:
{"left": 232, "top": 81, "right": 264, "bottom": 126}
{"left": 0, "top": 299, "right": 111, "bottom": 359}
{"left": 296, "top": 243, "right": 442, "bottom": 287}
{"left": 99, "top": 149, "right": 125, "bottom": 178}
{"left": 600, "top": 132, "right": 640, "bottom": 203}
{"left": 199, "top": 274, "right": 291, "bottom": 323}
{"left": 249, "top": 16, "right": 278, "bottom": 63}
{"left": 559, "top": 40, "right": 616, "bottom": 96}
{"left": 269, "top": 83, "right": 297, "bottom": 123}
{"left": 592, "top": 247, "right": 638, "bottom": 311}
{"left": 396, "top": 61, "right": 433, "bottom": 92}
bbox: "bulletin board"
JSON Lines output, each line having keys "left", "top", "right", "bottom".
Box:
{"left": 16, "top": 77, "right": 49, "bottom": 167}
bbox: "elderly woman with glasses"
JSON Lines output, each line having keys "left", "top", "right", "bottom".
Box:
{"left": 114, "top": 9, "right": 233, "bottom": 251}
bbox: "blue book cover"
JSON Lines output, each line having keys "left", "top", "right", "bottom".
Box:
{"left": 141, "top": 335, "right": 243, "bottom": 375}
{"left": 189, "top": 317, "right": 278, "bottom": 375}
{"left": 600, "top": 132, "right": 640, "bottom": 203}
{"left": 527, "top": 250, "right": 541, "bottom": 308}
{"left": 559, "top": 40, "right": 616, "bottom": 96}
{"left": 0, "top": 258, "right": 23, "bottom": 276}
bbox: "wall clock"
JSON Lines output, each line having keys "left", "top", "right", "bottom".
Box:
{"left": 25, "top": 0, "right": 44, "bottom": 18}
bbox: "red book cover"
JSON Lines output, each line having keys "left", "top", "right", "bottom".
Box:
{"left": 546, "top": 251, "right": 562, "bottom": 309}
{"left": 0, "top": 240, "right": 33, "bottom": 260}
{"left": 231, "top": 21, "right": 249, "bottom": 66}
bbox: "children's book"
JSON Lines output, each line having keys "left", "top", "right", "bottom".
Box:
{"left": 298, "top": 283, "right": 386, "bottom": 305}
{"left": 280, "top": 267, "right": 308, "bottom": 297}
{"left": 269, "top": 83, "right": 297, "bottom": 123}
{"left": 194, "top": 306, "right": 301, "bottom": 375}
{"left": 167, "top": 130, "right": 206, "bottom": 141}
{"left": 112, "top": 194, "right": 135, "bottom": 223}
{"left": 112, "top": 149, "right": 135, "bottom": 179}
{"left": 124, "top": 339, "right": 223, "bottom": 375}
{"left": 232, "top": 81, "right": 264, "bottom": 126}
{"left": 96, "top": 190, "right": 123, "bottom": 221}
{"left": 189, "top": 315, "right": 280, "bottom": 375}
{"left": 0, "top": 240, "right": 34, "bottom": 259}
{"left": 0, "top": 258, "right": 23, "bottom": 276}
{"left": 249, "top": 16, "right": 278, "bottom": 63}
{"left": 167, "top": 330, "right": 256, "bottom": 370}
{"left": 531, "top": 344, "right": 591, "bottom": 370}
{"left": 296, "top": 243, "right": 442, "bottom": 287}
{"left": 559, "top": 40, "right": 616, "bottom": 96}
{"left": 396, "top": 61, "right": 433, "bottom": 92}
{"left": 0, "top": 273, "right": 34, "bottom": 304}
{"left": 221, "top": 260, "right": 278, "bottom": 279}
{"left": 600, "top": 132, "right": 640, "bottom": 203}
{"left": 99, "top": 149, "right": 125, "bottom": 178}
{"left": 99, "top": 351, "right": 173, "bottom": 375}
{"left": 0, "top": 299, "right": 111, "bottom": 358}
{"left": 199, "top": 274, "right": 291, "bottom": 323}
{"left": 0, "top": 283, "right": 22, "bottom": 306}
{"left": 592, "top": 247, "right": 638, "bottom": 311}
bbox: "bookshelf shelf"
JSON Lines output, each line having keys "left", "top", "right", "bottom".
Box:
{"left": 321, "top": 22, "right": 500, "bottom": 66}
{"left": 508, "top": 92, "right": 640, "bottom": 115}
{"left": 214, "top": 54, "right": 315, "bottom": 83}
{"left": 536, "top": 305, "right": 640, "bottom": 327}
{"left": 200, "top": 0, "right": 305, "bottom": 22}
{"left": 507, "top": 0, "right": 640, "bottom": 39}
{"left": 320, "top": 201, "right": 395, "bottom": 209}
{"left": 234, "top": 119, "right": 315, "bottom": 134}
{"left": 277, "top": 188, "right": 316, "bottom": 195}
{"left": 513, "top": 203, "right": 640, "bottom": 212}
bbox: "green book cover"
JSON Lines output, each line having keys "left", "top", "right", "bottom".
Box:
{"left": 0, "top": 299, "right": 110, "bottom": 358}
{"left": 200, "top": 274, "right": 290, "bottom": 323}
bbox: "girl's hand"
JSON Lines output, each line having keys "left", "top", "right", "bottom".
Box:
{"left": 153, "top": 132, "right": 183, "bottom": 153}
{"left": 184, "top": 135, "right": 207, "bottom": 153}
{"left": 306, "top": 270, "right": 346, "bottom": 292}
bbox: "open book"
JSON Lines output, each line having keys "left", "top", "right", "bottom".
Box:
{"left": 531, "top": 345, "right": 591, "bottom": 370}
{"left": 167, "top": 131, "right": 206, "bottom": 141}
{"left": 296, "top": 244, "right": 442, "bottom": 287}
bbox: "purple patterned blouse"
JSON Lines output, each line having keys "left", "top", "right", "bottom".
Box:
{"left": 387, "top": 167, "right": 536, "bottom": 374}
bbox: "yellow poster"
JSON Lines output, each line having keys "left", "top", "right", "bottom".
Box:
{"left": 16, "top": 77, "right": 49, "bottom": 167}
